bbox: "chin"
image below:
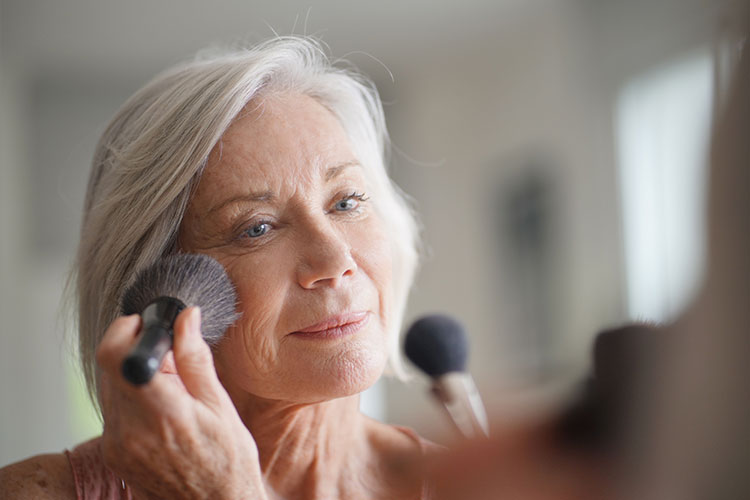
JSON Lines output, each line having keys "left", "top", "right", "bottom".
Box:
{"left": 332, "top": 349, "right": 386, "bottom": 396}
{"left": 291, "top": 345, "right": 387, "bottom": 402}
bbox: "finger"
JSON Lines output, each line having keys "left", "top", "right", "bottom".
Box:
{"left": 160, "top": 351, "right": 177, "bottom": 374}
{"left": 172, "top": 307, "right": 226, "bottom": 408}
{"left": 97, "top": 314, "right": 185, "bottom": 409}
{"left": 96, "top": 315, "right": 163, "bottom": 412}
{"left": 96, "top": 314, "right": 142, "bottom": 375}
{"left": 153, "top": 351, "right": 188, "bottom": 393}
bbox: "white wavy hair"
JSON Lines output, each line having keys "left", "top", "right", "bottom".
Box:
{"left": 72, "top": 36, "right": 420, "bottom": 408}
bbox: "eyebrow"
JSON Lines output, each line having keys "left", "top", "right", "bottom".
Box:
{"left": 206, "top": 160, "right": 361, "bottom": 215}
{"left": 325, "top": 160, "right": 360, "bottom": 181}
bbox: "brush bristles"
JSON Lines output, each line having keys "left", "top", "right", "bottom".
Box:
{"left": 404, "top": 314, "right": 468, "bottom": 377}
{"left": 121, "top": 253, "right": 239, "bottom": 344}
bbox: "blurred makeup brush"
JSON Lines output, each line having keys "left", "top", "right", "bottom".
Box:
{"left": 405, "top": 314, "right": 489, "bottom": 439}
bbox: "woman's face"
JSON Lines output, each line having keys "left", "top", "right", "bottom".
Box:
{"left": 178, "top": 93, "right": 393, "bottom": 404}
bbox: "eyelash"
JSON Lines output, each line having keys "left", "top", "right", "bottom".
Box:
{"left": 335, "top": 191, "right": 369, "bottom": 211}
{"left": 237, "top": 191, "right": 369, "bottom": 242}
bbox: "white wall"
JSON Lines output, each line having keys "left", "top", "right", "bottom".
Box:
{"left": 0, "top": 62, "right": 143, "bottom": 464}
{"left": 0, "top": 61, "right": 76, "bottom": 463}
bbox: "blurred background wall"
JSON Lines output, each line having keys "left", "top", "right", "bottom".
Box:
{"left": 0, "top": 0, "right": 729, "bottom": 465}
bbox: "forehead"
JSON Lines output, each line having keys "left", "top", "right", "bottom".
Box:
{"left": 205, "top": 93, "right": 353, "bottom": 186}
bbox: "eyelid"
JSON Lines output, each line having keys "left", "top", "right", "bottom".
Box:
{"left": 234, "top": 215, "right": 275, "bottom": 243}
{"left": 330, "top": 191, "right": 369, "bottom": 212}
{"left": 339, "top": 190, "right": 369, "bottom": 202}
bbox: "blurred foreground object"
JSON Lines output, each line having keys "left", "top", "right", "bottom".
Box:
{"left": 428, "top": 419, "right": 611, "bottom": 500}
{"left": 629, "top": 8, "right": 750, "bottom": 500}
{"left": 426, "top": 325, "right": 656, "bottom": 500}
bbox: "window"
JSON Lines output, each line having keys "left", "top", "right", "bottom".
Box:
{"left": 616, "top": 49, "right": 713, "bottom": 322}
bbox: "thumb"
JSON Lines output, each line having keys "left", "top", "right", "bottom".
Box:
{"left": 172, "top": 307, "right": 225, "bottom": 408}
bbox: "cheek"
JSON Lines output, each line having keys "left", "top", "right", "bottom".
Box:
{"left": 354, "top": 216, "right": 394, "bottom": 324}
{"left": 215, "top": 253, "right": 290, "bottom": 380}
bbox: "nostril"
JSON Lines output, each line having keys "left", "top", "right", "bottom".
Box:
{"left": 298, "top": 251, "right": 357, "bottom": 289}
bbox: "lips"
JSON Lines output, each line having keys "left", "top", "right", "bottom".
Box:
{"left": 291, "top": 311, "right": 370, "bottom": 339}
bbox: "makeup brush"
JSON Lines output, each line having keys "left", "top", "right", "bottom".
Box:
{"left": 120, "top": 253, "right": 239, "bottom": 386}
{"left": 405, "top": 314, "right": 489, "bottom": 439}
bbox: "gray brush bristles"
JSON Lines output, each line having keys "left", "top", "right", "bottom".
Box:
{"left": 121, "top": 253, "right": 240, "bottom": 345}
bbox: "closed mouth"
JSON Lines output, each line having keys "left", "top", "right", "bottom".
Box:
{"left": 291, "top": 311, "right": 370, "bottom": 339}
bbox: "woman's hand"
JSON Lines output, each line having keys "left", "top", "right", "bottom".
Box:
{"left": 96, "top": 307, "right": 268, "bottom": 500}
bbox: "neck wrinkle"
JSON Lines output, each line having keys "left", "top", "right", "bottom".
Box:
{"left": 236, "top": 394, "right": 367, "bottom": 499}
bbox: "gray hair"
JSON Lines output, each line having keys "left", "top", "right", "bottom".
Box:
{"left": 72, "top": 36, "right": 420, "bottom": 408}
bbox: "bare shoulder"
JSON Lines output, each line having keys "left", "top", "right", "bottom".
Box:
{"left": 362, "top": 418, "right": 437, "bottom": 498}
{"left": 363, "top": 417, "right": 430, "bottom": 457}
{"left": 0, "top": 453, "right": 77, "bottom": 499}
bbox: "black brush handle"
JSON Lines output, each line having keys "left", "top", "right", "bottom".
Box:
{"left": 122, "top": 297, "right": 185, "bottom": 385}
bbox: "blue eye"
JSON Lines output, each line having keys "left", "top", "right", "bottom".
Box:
{"left": 335, "top": 198, "right": 357, "bottom": 211}
{"left": 244, "top": 222, "right": 270, "bottom": 238}
{"left": 334, "top": 192, "right": 368, "bottom": 212}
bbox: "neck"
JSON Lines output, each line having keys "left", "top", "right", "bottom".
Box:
{"left": 232, "top": 393, "right": 370, "bottom": 499}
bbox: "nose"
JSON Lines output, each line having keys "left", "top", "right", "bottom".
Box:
{"left": 296, "top": 218, "right": 357, "bottom": 289}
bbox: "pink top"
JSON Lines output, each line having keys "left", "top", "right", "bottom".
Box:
{"left": 64, "top": 439, "right": 132, "bottom": 500}
{"left": 65, "top": 428, "right": 438, "bottom": 499}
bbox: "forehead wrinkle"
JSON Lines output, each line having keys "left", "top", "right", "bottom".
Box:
{"left": 195, "top": 94, "right": 362, "bottom": 219}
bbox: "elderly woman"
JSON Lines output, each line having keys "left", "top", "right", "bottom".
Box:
{"left": 1, "top": 37, "right": 430, "bottom": 499}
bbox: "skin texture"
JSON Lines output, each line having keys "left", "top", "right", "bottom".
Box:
{"left": 179, "top": 92, "right": 394, "bottom": 406}
{"left": 0, "top": 93, "right": 422, "bottom": 500}
{"left": 0, "top": 454, "right": 76, "bottom": 498}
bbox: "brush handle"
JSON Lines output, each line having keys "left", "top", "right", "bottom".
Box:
{"left": 122, "top": 297, "right": 185, "bottom": 385}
